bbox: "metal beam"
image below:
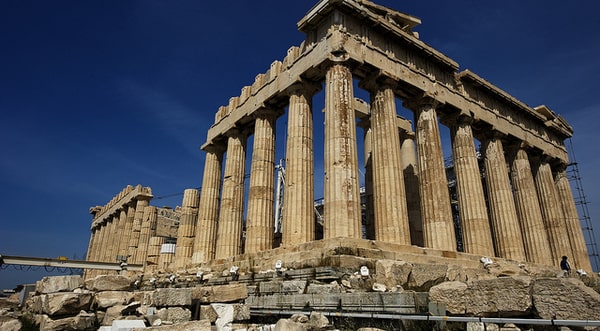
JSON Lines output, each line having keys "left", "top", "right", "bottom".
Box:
{"left": 0, "top": 254, "right": 143, "bottom": 272}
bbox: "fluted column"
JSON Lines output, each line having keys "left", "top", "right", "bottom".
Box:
{"left": 400, "top": 132, "right": 423, "bottom": 247}
{"left": 451, "top": 115, "right": 494, "bottom": 255}
{"left": 215, "top": 129, "right": 247, "bottom": 259}
{"left": 481, "top": 136, "right": 524, "bottom": 261}
{"left": 92, "top": 223, "right": 106, "bottom": 263}
{"left": 283, "top": 83, "right": 318, "bottom": 246}
{"left": 508, "top": 145, "right": 550, "bottom": 265}
{"left": 359, "top": 120, "right": 375, "bottom": 240}
{"left": 118, "top": 204, "right": 136, "bottom": 260}
{"left": 407, "top": 96, "right": 456, "bottom": 251}
{"left": 174, "top": 189, "right": 200, "bottom": 268}
{"left": 555, "top": 166, "right": 592, "bottom": 271}
{"left": 246, "top": 109, "right": 277, "bottom": 253}
{"left": 192, "top": 145, "right": 224, "bottom": 263}
{"left": 135, "top": 205, "right": 157, "bottom": 265}
{"left": 369, "top": 83, "right": 410, "bottom": 244}
{"left": 128, "top": 198, "right": 150, "bottom": 261}
{"left": 324, "top": 64, "right": 362, "bottom": 239}
{"left": 105, "top": 215, "right": 119, "bottom": 262}
{"left": 533, "top": 156, "right": 573, "bottom": 266}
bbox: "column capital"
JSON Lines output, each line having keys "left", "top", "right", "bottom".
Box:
{"left": 359, "top": 71, "right": 397, "bottom": 92}
{"left": 225, "top": 127, "right": 249, "bottom": 140}
{"left": 203, "top": 143, "right": 226, "bottom": 155}
{"left": 252, "top": 107, "right": 281, "bottom": 121}
{"left": 403, "top": 93, "right": 440, "bottom": 111}
{"left": 286, "top": 79, "right": 321, "bottom": 97}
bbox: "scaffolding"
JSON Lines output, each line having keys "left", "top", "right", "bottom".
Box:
{"left": 566, "top": 139, "right": 600, "bottom": 271}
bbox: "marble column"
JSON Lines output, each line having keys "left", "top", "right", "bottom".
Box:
{"left": 192, "top": 145, "right": 224, "bottom": 263}
{"left": 555, "top": 166, "right": 592, "bottom": 271}
{"left": 400, "top": 132, "right": 423, "bottom": 247}
{"left": 118, "top": 204, "right": 136, "bottom": 260}
{"left": 324, "top": 64, "right": 362, "bottom": 239}
{"left": 135, "top": 206, "right": 157, "bottom": 265}
{"left": 115, "top": 209, "right": 129, "bottom": 260}
{"left": 360, "top": 120, "right": 375, "bottom": 240}
{"left": 369, "top": 83, "right": 410, "bottom": 244}
{"left": 245, "top": 108, "right": 277, "bottom": 253}
{"left": 508, "top": 145, "right": 550, "bottom": 265}
{"left": 450, "top": 115, "right": 494, "bottom": 256}
{"left": 174, "top": 189, "right": 200, "bottom": 268}
{"left": 92, "top": 223, "right": 106, "bottom": 263}
{"left": 105, "top": 215, "right": 119, "bottom": 262}
{"left": 533, "top": 156, "right": 573, "bottom": 266}
{"left": 128, "top": 198, "right": 150, "bottom": 261}
{"left": 407, "top": 96, "right": 456, "bottom": 251}
{"left": 215, "top": 129, "right": 247, "bottom": 259}
{"left": 480, "top": 137, "right": 524, "bottom": 261}
{"left": 283, "top": 83, "right": 317, "bottom": 246}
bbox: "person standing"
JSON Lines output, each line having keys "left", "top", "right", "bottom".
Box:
{"left": 560, "top": 256, "right": 571, "bottom": 276}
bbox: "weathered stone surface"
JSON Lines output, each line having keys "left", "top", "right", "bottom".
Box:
{"left": 259, "top": 280, "right": 307, "bottom": 295}
{"left": 85, "top": 275, "right": 131, "bottom": 292}
{"left": 372, "top": 283, "right": 387, "bottom": 292}
{"left": 94, "top": 290, "right": 133, "bottom": 309}
{"left": 0, "top": 317, "right": 21, "bottom": 331}
{"left": 37, "top": 311, "right": 96, "bottom": 331}
{"left": 375, "top": 260, "right": 412, "bottom": 289}
{"left": 308, "top": 311, "right": 329, "bottom": 329}
{"left": 199, "top": 305, "right": 218, "bottom": 322}
{"left": 31, "top": 292, "right": 93, "bottom": 317}
{"left": 532, "top": 277, "right": 600, "bottom": 320}
{"left": 357, "top": 328, "right": 386, "bottom": 331}
{"left": 152, "top": 288, "right": 192, "bottom": 307}
{"left": 275, "top": 319, "right": 307, "bottom": 331}
{"left": 408, "top": 263, "right": 448, "bottom": 291}
{"left": 429, "top": 277, "right": 532, "bottom": 315}
{"left": 133, "top": 320, "right": 211, "bottom": 331}
{"left": 446, "top": 265, "right": 493, "bottom": 283}
{"left": 36, "top": 275, "right": 83, "bottom": 294}
{"left": 305, "top": 282, "right": 343, "bottom": 294}
{"left": 192, "top": 283, "right": 248, "bottom": 303}
{"left": 164, "top": 307, "right": 192, "bottom": 323}
{"left": 102, "top": 304, "right": 127, "bottom": 326}
{"left": 290, "top": 314, "right": 309, "bottom": 323}
{"left": 111, "top": 320, "right": 146, "bottom": 330}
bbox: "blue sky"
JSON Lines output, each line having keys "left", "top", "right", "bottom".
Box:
{"left": 1, "top": 1, "right": 599, "bottom": 289}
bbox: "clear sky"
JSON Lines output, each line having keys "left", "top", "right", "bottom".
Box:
{"left": 1, "top": 1, "right": 599, "bottom": 289}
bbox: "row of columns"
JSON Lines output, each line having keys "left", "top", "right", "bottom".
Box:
{"left": 188, "top": 62, "right": 590, "bottom": 271}
{"left": 86, "top": 194, "right": 152, "bottom": 278}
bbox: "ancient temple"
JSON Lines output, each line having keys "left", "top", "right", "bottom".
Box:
{"left": 85, "top": 0, "right": 592, "bottom": 276}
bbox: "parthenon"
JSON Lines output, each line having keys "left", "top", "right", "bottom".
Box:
{"left": 85, "top": 0, "right": 592, "bottom": 276}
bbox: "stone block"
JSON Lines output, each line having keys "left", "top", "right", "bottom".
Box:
{"left": 274, "top": 319, "right": 307, "bottom": 331}
{"left": 37, "top": 311, "right": 96, "bottom": 331}
{"left": 132, "top": 320, "right": 211, "bottom": 331}
{"left": 192, "top": 283, "right": 248, "bottom": 303}
{"left": 94, "top": 291, "right": 133, "bottom": 309}
{"left": 375, "top": 260, "right": 412, "bottom": 289}
{"left": 429, "top": 277, "right": 532, "bottom": 315}
{"left": 165, "top": 307, "right": 191, "bottom": 323}
{"left": 0, "top": 317, "right": 22, "bottom": 331}
{"left": 85, "top": 275, "right": 132, "bottom": 292}
{"left": 111, "top": 319, "right": 146, "bottom": 330}
{"left": 407, "top": 263, "right": 448, "bottom": 291}
{"left": 102, "top": 305, "right": 126, "bottom": 326}
{"left": 199, "top": 305, "right": 218, "bottom": 322}
{"left": 33, "top": 292, "right": 93, "bottom": 317}
{"left": 152, "top": 288, "right": 192, "bottom": 307}
{"left": 532, "top": 277, "right": 600, "bottom": 320}
{"left": 305, "top": 282, "right": 342, "bottom": 294}
{"left": 36, "top": 275, "right": 83, "bottom": 294}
